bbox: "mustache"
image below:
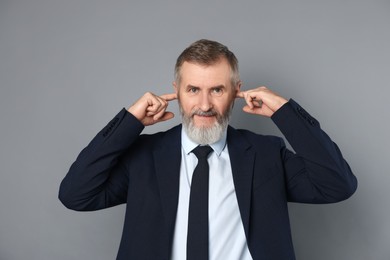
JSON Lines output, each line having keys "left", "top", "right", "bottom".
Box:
{"left": 191, "top": 109, "right": 218, "bottom": 117}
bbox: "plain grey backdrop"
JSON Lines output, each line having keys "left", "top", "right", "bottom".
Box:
{"left": 1, "top": 0, "right": 389, "bottom": 259}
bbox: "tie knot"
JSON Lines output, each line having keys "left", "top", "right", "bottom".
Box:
{"left": 192, "top": 145, "right": 213, "bottom": 159}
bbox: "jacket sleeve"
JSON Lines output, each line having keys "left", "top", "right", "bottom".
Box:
{"left": 271, "top": 99, "right": 357, "bottom": 203}
{"left": 58, "top": 109, "right": 145, "bottom": 211}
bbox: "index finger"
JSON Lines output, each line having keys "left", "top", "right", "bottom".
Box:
{"left": 235, "top": 91, "right": 245, "bottom": 99}
{"left": 160, "top": 93, "right": 177, "bottom": 101}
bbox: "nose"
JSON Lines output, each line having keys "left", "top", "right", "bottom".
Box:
{"left": 198, "top": 93, "right": 212, "bottom": 111}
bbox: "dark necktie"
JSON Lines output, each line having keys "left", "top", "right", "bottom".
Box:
{"left": 187, "top": 145, "right": 213, "bottom": 260}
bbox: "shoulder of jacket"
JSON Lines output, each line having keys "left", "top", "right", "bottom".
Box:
{"left": 229, "top": 126, "right": 284, "bottom": 147}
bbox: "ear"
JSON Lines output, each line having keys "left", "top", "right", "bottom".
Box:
{"left": 173, "top": 81, "right": 179, "bottom": 94}
{"left": 235, "top": 81, "right": 242, "bottom": 93}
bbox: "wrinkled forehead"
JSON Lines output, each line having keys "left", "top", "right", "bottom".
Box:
{"left": 177, "top": 60, "right": 232, "bottom": 87}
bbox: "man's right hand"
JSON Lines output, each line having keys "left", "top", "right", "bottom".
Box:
{"left": 127, "top": 92, "right": 177, "bottom": 126}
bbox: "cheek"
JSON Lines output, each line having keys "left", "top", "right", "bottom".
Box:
{"left": 214, "top": 97, "right": 233, "bottom": 113}
{"left": 178, "top": 96, "right": 194, "bottom": 113}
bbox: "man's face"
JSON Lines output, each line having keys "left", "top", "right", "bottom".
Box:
{"left": 174, "top": 58, "right": 240, "bottom": 144}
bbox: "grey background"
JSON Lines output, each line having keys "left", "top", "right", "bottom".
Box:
{"left": 0, "top": 0, "right": 389, "bottom": 259}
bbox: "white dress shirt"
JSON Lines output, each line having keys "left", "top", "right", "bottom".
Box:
{"left": 171, "top": 128, "right": 253, "bottom": 260}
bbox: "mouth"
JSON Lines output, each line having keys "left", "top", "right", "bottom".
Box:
{"left": 194, "top": 114, "right": 215, "bottom": 121}
{"left": 192, "top": 110, "right": 217, "bottom": 117}
{"left": 195, "top": 114, "right": 215, "bottom": 118}
{"left": 193, "top": 114, "right": 217, "bottom": 127}
{"left": 185, "top": 109, "right": 220, "bottom": 127}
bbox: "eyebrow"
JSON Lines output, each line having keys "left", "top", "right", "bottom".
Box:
{"left": 186, "top": 84, "right": 226, "bottom": 89}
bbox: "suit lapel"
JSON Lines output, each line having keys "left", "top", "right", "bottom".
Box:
{"left": 227, "top": 126, "right": 255, "bottom": 237}
{"left": 153, "top": 125, "right": 182, "bottom": 235}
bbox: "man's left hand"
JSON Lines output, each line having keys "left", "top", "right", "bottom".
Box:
{"left": 236, "top": 86, "right": 288, "bottom": 117}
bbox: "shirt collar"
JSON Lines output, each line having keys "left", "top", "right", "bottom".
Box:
{"left": 181, "top": 127, "right": 227, "bottom": 157}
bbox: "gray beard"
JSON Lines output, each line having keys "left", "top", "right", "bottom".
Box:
{"left": 180, "top": 104, "right": 232, "bottom": 145}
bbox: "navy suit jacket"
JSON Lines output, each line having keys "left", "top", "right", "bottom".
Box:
{"left": 59, "top": 99, "right": 357, "bottom": 260}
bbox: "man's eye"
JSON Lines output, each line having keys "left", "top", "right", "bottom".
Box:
{"left": 212, "top": 88, "right": 223, "bottom": 95}
{"left": 189, "top": 87, "right": 198, "bottom": 93}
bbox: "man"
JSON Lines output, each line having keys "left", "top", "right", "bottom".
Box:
{"left": 59, "top": 39, "right": 357, "bottom": 260}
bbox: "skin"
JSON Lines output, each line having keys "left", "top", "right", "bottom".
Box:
{"left": 127, "top": 58, "right": 288, "bottom": 126}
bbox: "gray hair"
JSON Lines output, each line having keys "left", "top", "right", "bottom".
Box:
{"left": 174, "top": 39, "right": 240, "bottom": 88}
